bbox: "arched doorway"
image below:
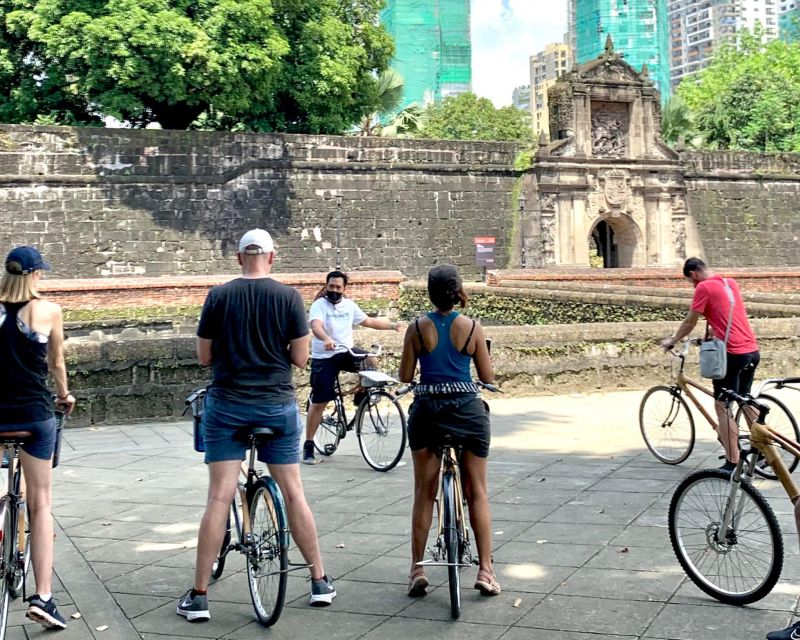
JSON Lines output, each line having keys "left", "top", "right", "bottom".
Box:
{"left": 588, "top": 215, "right": 640, "bottom": 268}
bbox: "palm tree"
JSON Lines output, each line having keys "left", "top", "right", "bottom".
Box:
{"left": 661, "top": 95, "right": 698, "bottom": 147}
{"left": 357, "top": 69, "right": 406, "bottom": 136}
{"left": 381, "top": 103, "right": 427, "bottom": 138}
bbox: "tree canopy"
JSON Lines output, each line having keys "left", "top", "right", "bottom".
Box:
{"left": 417, "top": 92, "right": 532, "bottom": 143}
{"left": 677, "top": 31, "right": 800, "bottom": 152}
{"left": 0, "top": 0, "right": 393, "bottom": 132}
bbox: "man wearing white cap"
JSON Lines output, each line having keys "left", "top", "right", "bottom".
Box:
{"left": 178, "top": 229, "right": 336, "bottom": 623}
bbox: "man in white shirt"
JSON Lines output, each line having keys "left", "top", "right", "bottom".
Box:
{"left": 304, "top": 270, "right": 403, "bottom": 464}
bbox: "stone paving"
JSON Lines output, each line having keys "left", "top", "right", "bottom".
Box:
{"left": 7, "top": 388, "right": 800, "bottom": 640}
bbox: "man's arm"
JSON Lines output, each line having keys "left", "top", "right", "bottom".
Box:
{"left": 310, "top": 319, "right": 335, "bottom": 351}
{"left": 289, "top": 334, "right": 310, "bottom": 368}
{"left": 662, "top": 310, "right": 702, "bottom": 350}
{"left": 197, "top": 337, "right": 213, "bottom": 366}
{"left": 359, "top": 317, "right": 404, "bottom": 332}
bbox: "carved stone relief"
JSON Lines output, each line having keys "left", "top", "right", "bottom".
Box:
{"left": 540, "top": 214, "right": 556, "bottom": 265}
{"left": 601, "top": 169, "right": 630, "bottom": 208}
{"left": 591, "top": 101, "right": 629, "bottom": 158}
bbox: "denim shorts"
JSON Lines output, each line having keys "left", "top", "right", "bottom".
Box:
{"left": 0, "top": 417, "right": 57, "bottom": 461}
{"left": 201, "top": 393, "right": 302, "bottom": 465}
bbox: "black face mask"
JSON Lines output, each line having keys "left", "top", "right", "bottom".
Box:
{"left": 325, "top": 290, "right": 343, "bottom": 304}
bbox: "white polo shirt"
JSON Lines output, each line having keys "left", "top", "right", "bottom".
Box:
{"left": 309, "top": 297, "right": 367, "bottom": 359}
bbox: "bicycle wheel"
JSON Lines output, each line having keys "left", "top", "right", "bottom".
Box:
{"left": 210, "top": 511, "right": 233, "bottom": 581}
{"left": 669, "top": 468, "right": 783, "bottom": 605}
{"left": 247, "top": 478, "right": 288, "bottom": 627}
{"left": 442, "top": 472, "right": 461, "bottom": 619}
{"left": 736, "top": 393, "right": 800, "bottom": 480}
{"left": 0, "top": 498, "right": 13, "bottom": 640}
{"left": 310, "top": 399, "right": 342, "bottom": 457}
{"left": 8, "top": 504, "right": 30, "bottom": 599}
{"left": 639, "top": 385, "right": 695, "bottom": 464}
{"left": 356, "top": 390, "right": 407, "bottom": 471}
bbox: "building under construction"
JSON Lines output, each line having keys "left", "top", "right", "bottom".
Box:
{"left": 569, "top": 0, "right": 671, "bottom": 97}
{"left": 381, "top": 0, "right": 472, "bottom": 110}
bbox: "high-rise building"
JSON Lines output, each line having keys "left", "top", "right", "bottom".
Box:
{"left": 530, "top": 43, "right": 572, "bottom": 139}
{"left": 570, "top": 0, "right": 671, "bottom": 96}
{"left": 380, "top": 0, "right": 471, "bottom": 110}
{"left": 669, "top": 1, "right": 779, "bottom": 90}
{"left": 512, "top": 85, "right": 531, "bottom": 111}
{"left": 780, "top": 1, "right": 800, "bottom": 40}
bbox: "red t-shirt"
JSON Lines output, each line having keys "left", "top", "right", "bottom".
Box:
{"left": 690, "top": 275, "right": 758, "bottom": 355}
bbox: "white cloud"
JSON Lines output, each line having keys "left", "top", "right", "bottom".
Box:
{"left": 471, "top": 0, "right": 569, "bottom": 106}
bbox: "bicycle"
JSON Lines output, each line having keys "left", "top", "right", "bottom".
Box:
{"left": 185, "top": 389, "right": 309, "bottom": 627}
{"left": 412, "top": 380, "right": 500, "bottom": 620}
{"left": 668, "top": 388, "right": 800, "bottom": 605}
{"left": 639, "top": 338, "right": 799, "bottom": 479}
{"left": 309, "top": 344, "right": 407, "bottom": 472}
{"left": 0, "top": 409, "right": 65, "bottom": 640}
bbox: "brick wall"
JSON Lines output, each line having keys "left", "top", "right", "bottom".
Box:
{"left": 40, "top": 271, "right": 405, "bottom": 310}
{"left": 0, "top": 125, "right": 521, "bottom": 280}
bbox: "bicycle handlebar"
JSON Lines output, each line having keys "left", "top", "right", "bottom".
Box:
{"left": 670, "top": 337, "right": 702, "bottom": 357}
{"left": 333, "top": 343, "right": 382, "bottom": 358}
{"left": 719, "top": 388, "right": 770, "bottom": 423}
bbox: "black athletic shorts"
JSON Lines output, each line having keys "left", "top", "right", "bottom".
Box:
{"left": 309, "top": 350, "right": 366, "bottom": 404}
{"left": 407, "top": 393, "right": 491, "bottom": 458}
{"left": 712, "top": 350, "right": 760, "bottom": 400}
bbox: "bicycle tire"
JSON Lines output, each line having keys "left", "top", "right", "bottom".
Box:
{"left": 210, "top": 511, "right": 233, "bottom": 581}
{"left": 356, "top": 390, "right": 407, "bottom": 471}
{"left": 0, "top": 497, "right": 13, "bottom": 640}
{"left": 442, "top": 472, "right": 461, "bottom": 619}
{"left": 669, "top": 468, "right": 783, "bottom": 605}
{"left": 736, "top": 393, "right": 800, "bottom": 479}
{"left": 639, "top": 385, "right": 695, "bottom": 464}
{"left": 247, "top": 478, "right": 288, "bottom": 627}
{"left": 310, "top": 398, "right": 343, "bottom": 457}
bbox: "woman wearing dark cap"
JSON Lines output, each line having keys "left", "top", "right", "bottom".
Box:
{"left": 399, "top": 263, "right": 500, "bottom": 597}
{"left": 0, "top": 245, "right": 74, "bottom": 629}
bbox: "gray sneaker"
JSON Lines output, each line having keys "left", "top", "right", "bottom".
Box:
{"left": 309, "top": 575, "right": 337, "bottom": 606}
{"left": 176, "top": 589, "right": 210, "bottom": 622}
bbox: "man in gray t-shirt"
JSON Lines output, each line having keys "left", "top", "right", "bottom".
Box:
{"left": 177, "top": 229, "right": 337, "bottom": 624}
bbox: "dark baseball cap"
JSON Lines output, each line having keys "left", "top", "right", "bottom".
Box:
{"left": 428, "top": 263, "right": 462, "bottom": 289}
{"left": 5, "top": 246, "right": 50, "bottom": 275}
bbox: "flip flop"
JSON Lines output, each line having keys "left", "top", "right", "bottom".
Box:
{"left": 474, "top": 573, "right": 501, "bottom": 596}
{"left": 407, "top": 574, "right": 429, "bottom": 597}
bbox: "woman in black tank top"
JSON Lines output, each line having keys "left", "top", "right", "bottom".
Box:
{"left": 0, "top": 245, "right": 74, "bottom": 628}
{"left": 399, "top": 264, "right": 501, "bottom": 598}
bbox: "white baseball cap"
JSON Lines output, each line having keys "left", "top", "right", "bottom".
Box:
{"left": 238, "top": 229, "right": 274, "bottom": 254}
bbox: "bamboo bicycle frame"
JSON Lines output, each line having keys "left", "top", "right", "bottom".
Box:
{"left": 673, "top": 356, "right": 723, "bottom": 432}
{"left": 747, "top": 419, "right": 800, "bottom": 502}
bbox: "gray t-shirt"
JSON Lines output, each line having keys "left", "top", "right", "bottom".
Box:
{"left": 197, "top": 278, "right": 308, "bottom": 404}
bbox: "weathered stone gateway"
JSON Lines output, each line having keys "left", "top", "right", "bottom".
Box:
{"left": 1, "top": 43, "right": 799, "bottom": 281}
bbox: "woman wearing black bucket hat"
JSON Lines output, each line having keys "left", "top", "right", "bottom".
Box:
{"left": 399, "top": 263, "right": 500, "bottom": 598}
{"left": 0, "top": 245, "right": 74, "bottom": 630}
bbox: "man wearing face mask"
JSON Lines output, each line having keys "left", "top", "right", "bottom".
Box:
{"left": 303, "top": 270, "right": 403, "bottom": 465}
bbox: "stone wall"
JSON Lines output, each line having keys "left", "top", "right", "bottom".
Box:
{"left": 65, "top": 319, "right": 800, "bottom": 426}
{"left": 0, "top": 125, "right": 521, "bottom": 280}
{"left": 681, "top": 150, "right": 800, "bottom": 268}
{"left": 3, "top": 125, "right": 800, "bottom": 278}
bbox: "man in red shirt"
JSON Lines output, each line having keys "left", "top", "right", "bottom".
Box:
{"left": 661, "top": 257, "right": 760, "bottom": 472}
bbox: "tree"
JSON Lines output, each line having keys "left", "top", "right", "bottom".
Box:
{"left": 418, "top": 92, "right": 532, "bottom": 142}
{"left": 661, "top": 95, "right": 702, "bottom": 147}
{"left": 677, "top": 30, "right": 800, "bottom": 152}
{"left": 381, "top": 103, "right": 426, "bottom": 138}
{"left": 356, "top": 69, "right": 405, "bottom": 136}
{"left": 0, "top": 0, "right": 393, "bottom": 132}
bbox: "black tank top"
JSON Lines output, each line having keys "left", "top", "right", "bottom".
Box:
{"left": 0, "top": 302, "right": 53, "bottom": 423}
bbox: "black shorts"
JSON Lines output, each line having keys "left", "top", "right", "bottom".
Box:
{"left": 713, "top": 351, "right": 760, "bottom": 400}
{"left": 407, "top": 394, "right": 491, "bottom": 458}
{"left": 310, "top": 351, "right": 366, "bottom": 404}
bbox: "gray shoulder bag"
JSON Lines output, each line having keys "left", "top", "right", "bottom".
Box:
{"left": 699, "top": 278, "right": 734, "bottom": 380}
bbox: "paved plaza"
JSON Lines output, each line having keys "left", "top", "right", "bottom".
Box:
{"left": 7, "top": 388, "right": 800, "bottom": 640}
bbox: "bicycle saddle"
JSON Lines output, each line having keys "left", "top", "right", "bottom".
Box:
{"left": 0, "top": 431, "right": 33, "bottom": 443}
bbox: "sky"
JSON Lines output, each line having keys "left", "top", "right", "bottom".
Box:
{"left": 471, "top": 0, "right": 569, "bottom": 106}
